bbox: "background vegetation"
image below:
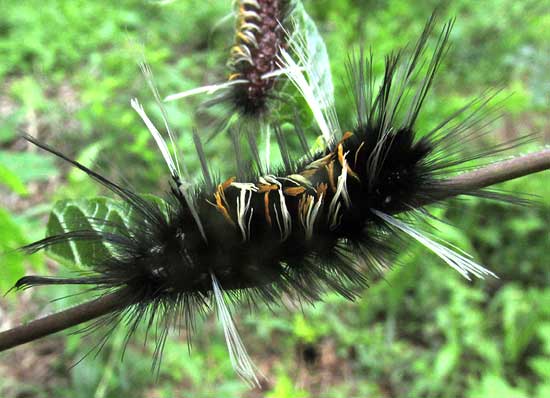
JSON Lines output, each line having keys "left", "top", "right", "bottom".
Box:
{"left": 0, "top": 0, "right": 549, "bottom": 396}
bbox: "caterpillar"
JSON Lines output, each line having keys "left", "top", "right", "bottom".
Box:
{"left": 7, "top": 15, "right": 536, "bottom": 388}
{"left": 164, "top": 0, "right": 317, "bottom": 138}
{"left": 222, "top": 0, "right": 290, "bottom": 117}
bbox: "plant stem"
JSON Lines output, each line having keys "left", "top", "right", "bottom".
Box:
{"left": 441, "top": 148, "right": 550, "bottom": 192}
{"left": 0, "top": 289, "right": 128, "bottom": 351}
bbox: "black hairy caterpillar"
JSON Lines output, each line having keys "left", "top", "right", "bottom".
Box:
{"left": 10, "top": 15, "right": 533, "bottom": 387}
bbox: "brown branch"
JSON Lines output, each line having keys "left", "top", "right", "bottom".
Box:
{"left": 441, "top": 148, "right": 550, "bottom": 192}
{"left": 0, "top": 289, "right": 128, "bottom": 351}
{"left": 0, "top": 148, "right": 549, "bottom": 353}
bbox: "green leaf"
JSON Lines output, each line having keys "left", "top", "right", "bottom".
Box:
{"left": 433, "top": 341, "right": 461, "bottom": 381}
{"left": 45, "top": 197, "right": 135, "bottom": 269}
{"left": 68, "top": 141, "right": 106, "bottom": 184}
{"left": 292, "top": 313, "right": 320, "bottom": 343}
{"left": 529, "top": 357, "right": 550, "bottom": 379}
{"left": 289, "top": 0, "right": 335, "bottom": 109}
{"left": 0, "top": 163, "right": 28, "bottom": 195}
{"left": 9, "top": 76, "right": 49, "bottom": 111}
{"left": 0, "top": 208, "right": 27, "bottom": 292}
{"left": 538, "top": 323, "right": 550, "bottom": 354}
{"left": 0, "top": 110, "right": 24, "bottom": 144}
{"left": 44, "top": 195, "right": 168, "bottom": 269}
{"left": 468, "top": 373, "right": 529, "bottom": 398}
{"left": 496, "top": 286, "right": 540, "bottom": 361}
{"left": 0, "top": 150, "right": 58, "bottom": 183}
{"left": 266, "top": 368, "right": 310, "bottom": 398}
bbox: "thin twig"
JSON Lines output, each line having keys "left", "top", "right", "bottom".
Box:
{"left": 441, "top": 148, "right": 550, "bottom": 192}
{"left": 0, "top": 149, "right": 548, "bottom": 352}
{"left": 0, "top": 289, "right": 128, "bottom": 351}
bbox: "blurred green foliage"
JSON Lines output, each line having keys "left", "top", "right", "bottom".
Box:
{"left": 0, "top": 0, "right": 549, "bottom": 397}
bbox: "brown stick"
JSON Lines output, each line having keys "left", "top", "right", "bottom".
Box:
{"left": 441, "top": 148, "right": 550, "bottom": 192}
{"left": 0, "top": 289, "right": 128, "bottom": 351}
{"left": 0, "top": 149, "right": 549, "bottom": 352}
